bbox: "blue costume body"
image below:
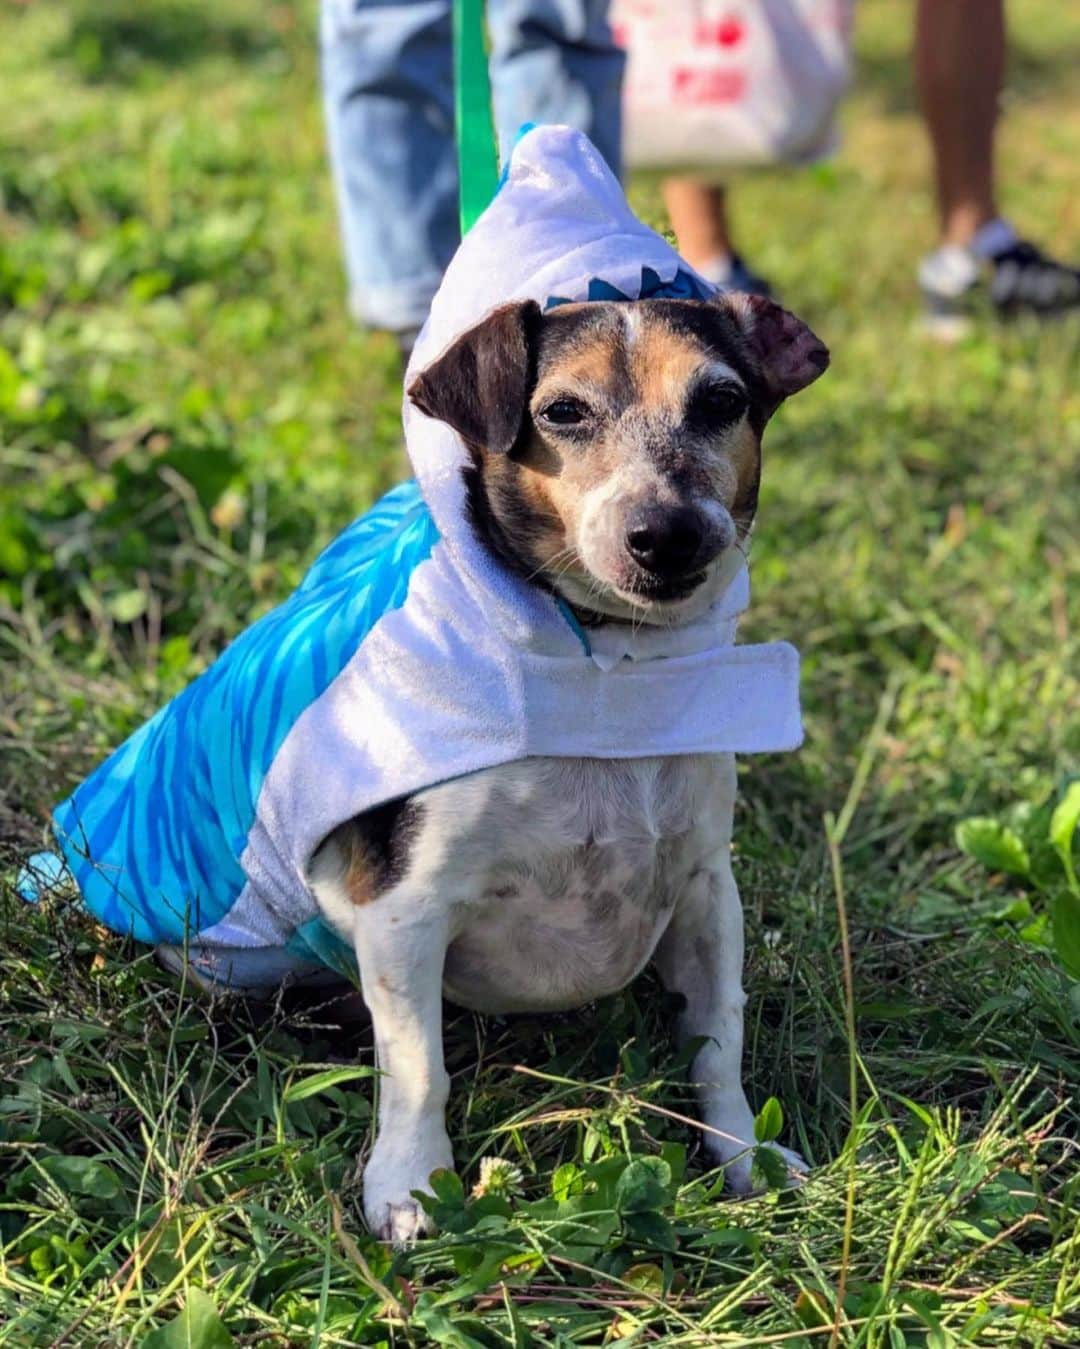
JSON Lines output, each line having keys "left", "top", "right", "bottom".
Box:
{"left": 53, "top": 483, "right": 438, "bottom": 978}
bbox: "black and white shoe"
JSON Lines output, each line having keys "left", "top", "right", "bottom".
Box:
{"left": 986, "top": 240, "right": 1080, "bottom": 315}
{"left": 919, "top": 228, "right": 1080, "bottom": 336}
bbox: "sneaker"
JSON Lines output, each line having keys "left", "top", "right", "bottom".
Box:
{"left": 920, "top": 236, "right": 1080, "bottom": 335}
{"left": 988, "top": 240, "right": 1080, "bottom": 315}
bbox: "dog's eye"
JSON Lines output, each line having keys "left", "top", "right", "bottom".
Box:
{"left": 692, "top": 385, "right": 748, "bottom": 426}
{"left": 539, "top": 398, "right": 588, "bottom": 426}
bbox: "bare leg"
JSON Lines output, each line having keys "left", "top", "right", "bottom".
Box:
{"left": 915, "top": 0, "right": 1004, "bottom": 247}
{"left": 662, "top": 178, "right": 735, "bottom": 271}
{"left": 654, "top": 853, "right": 805, "bottom": 1192}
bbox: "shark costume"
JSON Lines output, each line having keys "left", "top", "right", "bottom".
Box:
{"left": 44, "top": 127, "right": 803, "bottom": 991}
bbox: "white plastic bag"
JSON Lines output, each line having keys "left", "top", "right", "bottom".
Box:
{"left": 611, "top": 0, "right": 854, "bottom": 170}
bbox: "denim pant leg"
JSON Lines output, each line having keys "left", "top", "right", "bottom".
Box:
{"left": 488, "top": 0, "right": 623, "bottom": 178}
{"left": 320, "top": 0, "right": 457, "bottom": 333}
{"left": 320, "top": 0, "right": 624, "bottom": 334}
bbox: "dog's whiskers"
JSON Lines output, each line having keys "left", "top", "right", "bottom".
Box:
{"left": 526, "top": 545, "right": 581, "bottom": 585}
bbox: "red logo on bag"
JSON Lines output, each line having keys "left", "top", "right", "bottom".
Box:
{"left": 694, "top": 16, "right": 746, "bottom": 47}
{"left": 718, "top": 16, "right": 745, "bottom": 46}
{"left": 672, "top": 66, "right": 747, "bottom": 103}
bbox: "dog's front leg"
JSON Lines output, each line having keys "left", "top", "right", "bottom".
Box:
{"left": 353, "top": 896, "right": 454, "bottom": 1243}
{"left": 654, "top": 852, "right": 806, "bottom": 1193}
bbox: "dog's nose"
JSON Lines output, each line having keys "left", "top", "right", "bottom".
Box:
{"left": 625, "top": 504, "right": 714, "bottom": 577}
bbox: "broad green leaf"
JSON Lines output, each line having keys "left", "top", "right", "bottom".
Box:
{"left": 427, "top": 1167, "right": 465, "bottom": 1207}
{"left": 754, "top": 1096, "right": 784, "bottom": 1143}
{"left": 955, "top": 818, "right": 1030, "bottom": 877}
{"left": 622, "top": 1210, "right": 676, "bottom": 1251}
{"left": 1052, "top": 892, "right": 1080, "bottom": 980}
{"left": 948, "top": 1217, "right": 994, "bottom": 1243}
{"left": 986, "top": 896, "right": 1032, "bottom": 924}
{"left": 412, "top": 1295, "right": 488, "bottom": 1349}
{"left": 106, "top": 588, "right": 147, "bottom": 623}
{"left": 1018, "top": 913, "right": 1051, "bottom": 947}
{"left": 143, "top": 1289, "right": 234, "bottom": 1349}
{"left": 688, "top": 1226, "right": 761, "bottom": 1253}
{"left": 38, "top": 1155, "right": 121, "bottom": 1200}
{"left": 1050, "top": 781, "right": 1080, "bottom": 891}
{"left": 660, "top": 1140, "right": 687, "bottom": 1185}
{"left": 614, "top": 1157, "right": 671, "bottom": 1214}
{"left": 551, "top": 1162, "right": 580, "bottom": 1201}
{"left": 751, "top": 1144, "right": 791, "bottom": 1190}
{"left": 435, "top": 1244, "right": 519, "bottom": 1303}
{"left": 29, "top": 1244, "right": 54, "bottom": 1277}
{"left": 281, "top": 1066, "right": 375, "bottom": 1103}
{"left": 622, "top": 1262, "right": 664, "bottom": 1295}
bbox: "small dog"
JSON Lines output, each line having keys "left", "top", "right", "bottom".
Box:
{"left": 308, "top": 292, "right": 828, "bottom": 1242}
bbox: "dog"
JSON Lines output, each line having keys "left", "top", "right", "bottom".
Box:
{"left": 308, "top": 291, "right": 828, "bottom": 1243}
{"left": 39, "top": 126, "right": 827, "bottom": 1248}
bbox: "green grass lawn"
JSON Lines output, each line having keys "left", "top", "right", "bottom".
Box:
{"left": 2, "top": 0, "right": 1079, "bottom": 1343}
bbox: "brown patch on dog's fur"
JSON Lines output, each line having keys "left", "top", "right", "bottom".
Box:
{"left": 626, "top": 319, "right": 711, "bottom": 416}
{"left": 320, "top": 798, "right": 424, "bottom": 905}
{"left": 485, "top": 450, "right": 573, "bottom": 578}
{"left": 547, "top": 323, "right": 627, "bottom": 402}
{"left": 345, "top": 842, "right": 379, "bottom": 906}
{"left": 726, "top": 418, "right": 762, "bottom": 539}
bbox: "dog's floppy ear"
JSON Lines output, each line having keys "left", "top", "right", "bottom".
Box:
{"left": 720, "top": 293, "right": 829, "bottom": 405}
{"left": 407, "top": 300, "right": 542, "bottom": 454}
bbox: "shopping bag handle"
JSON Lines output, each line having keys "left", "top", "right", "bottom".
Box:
{"left": 453, "top": 0, "right": 499, "bottom": 234}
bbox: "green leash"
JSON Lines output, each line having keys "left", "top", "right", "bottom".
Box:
{"left": 453, "top": 0, "right": 499, "bottom": 235}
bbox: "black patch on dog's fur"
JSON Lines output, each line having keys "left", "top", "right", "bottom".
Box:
{"left": 408, "top": 301, "right": 542, "bottom": 455}
{"left": 456, "top": 304, "right": 617, "bottom": 584}
{"left": 353, "top": 797, "right": 425, "bottom": 892}
{"left": 461, "top": 453, "right": 559, "bottom": 587}
{"left": 317, "top": 798, "right": 426, "bottom": 902}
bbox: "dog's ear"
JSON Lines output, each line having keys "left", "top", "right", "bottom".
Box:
{"left": 718, "top": 293, "right": 829, "bottom": 405}
{"left": 407, "top": 300, "right": 542, "bottom": 454}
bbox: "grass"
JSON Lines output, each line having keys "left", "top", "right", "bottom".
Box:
{"left": 1, "top": 0, "right": 1078, "bottom": 1343}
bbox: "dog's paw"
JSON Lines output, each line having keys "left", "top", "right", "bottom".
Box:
{"left": 721, "top": 1141, "right": 808, "bottom": 1196}
{"left": 362, "top": 1131, "right": 454, "bottom": 1246}
{"left": 365, "top": 1196, "right": 434, "bottom": 1246}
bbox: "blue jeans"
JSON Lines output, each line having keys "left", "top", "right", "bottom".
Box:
{"left": 320, "top": 0, "right": 624, "bottom": 333}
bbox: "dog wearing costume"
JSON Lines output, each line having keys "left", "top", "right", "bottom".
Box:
{"left": 47, "top": 127, "right": 828, "bottom": 1243}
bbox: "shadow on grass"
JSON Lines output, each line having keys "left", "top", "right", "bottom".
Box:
{"left": 55, "top": 0, "right": 279, "bottom": 84}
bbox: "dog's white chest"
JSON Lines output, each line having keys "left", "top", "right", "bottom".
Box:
{"left": 418, "top": 755, "right": 731, "bottom": 1014}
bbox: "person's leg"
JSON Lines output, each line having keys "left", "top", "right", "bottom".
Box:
{"left": 486, "top": 0, "right": 624, "bottom": 176}
{"left": 915, "top": 0, "right": 1080, "bottom": 322}
{"left": 320, "top": 0, "right": 457, "bottom": 338}
{"left": 915, "top": 0, "right": 1002, "bottom": 249}
{"left": 662, "top": 178, "right": 773, "bottom": 296}
{"left": 662, "top": 179, "right": 734, "bottom": 271}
